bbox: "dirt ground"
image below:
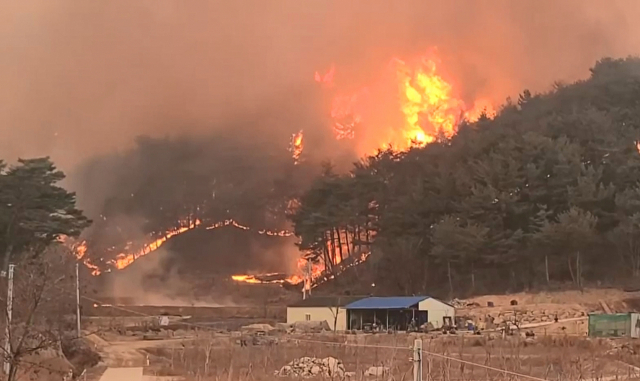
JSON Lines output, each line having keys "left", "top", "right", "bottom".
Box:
{"left": 452, "top": 288, "right": 640, "bottom": 337}
{"left": 82, "top": 329, "right": 640, "bottom": 381}
{"left": 79, "top": 287, "right": 640, "bottom": 380}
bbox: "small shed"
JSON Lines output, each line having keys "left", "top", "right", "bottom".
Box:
{"left": 286, "top": 296, "right": 364, "bottom": 331}
{"left": 588, "top": 313, "right": 640, "bottom": 338}
{"left": 346, "top": 296, "right": 454, "bottom": 331}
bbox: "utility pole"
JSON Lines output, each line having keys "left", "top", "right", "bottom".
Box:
{"left": 75, "top": 263, "right": 81, "bottom": 338}
{"left": 412, "top": 338, "right": 422, "bottom": 381}
{"left": 4, "top": 264, "right": 15, "bottom": 375}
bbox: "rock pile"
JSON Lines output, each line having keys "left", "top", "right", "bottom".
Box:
{"left": 291, "top": 320, "right": 331, "bottom": 333}
{"left": 364, "top": 366, "right": 389, "bottom": 377}
{"left": 275, "top": 357, "right": 346, "bottom": 378}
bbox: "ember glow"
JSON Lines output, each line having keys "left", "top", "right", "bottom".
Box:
{"left": 289, "top": 130, "right": 304, "bottom": 163}
{"left": 316, "top": 51, "right": 495, "bottom": 153}
{"left": 109, "top": 219, "right": 202, "bottom": 270}
{"left": 72, "top": 218, "right": 295, "bottom": 275}
{"left": 230, "top": 251, "right": 370, "bottom": 289}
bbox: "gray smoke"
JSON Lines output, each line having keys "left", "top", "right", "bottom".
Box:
{"left": 1, "top": 0, "right": 639, "bottom": 173}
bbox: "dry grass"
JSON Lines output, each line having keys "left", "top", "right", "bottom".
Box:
{"left": 135, "top": 332, "right": 640, "bottom": 381}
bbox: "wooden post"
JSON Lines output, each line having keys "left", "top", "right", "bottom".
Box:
{"left": 76, "top": 263, "right": 81, "bottom": 338}
{"left": 413, "top": 339, "right": 422, "bottom": 381}
{"left": 386, "top": 310, "right": 389, "bottom": 331}
{"left": 3, "top": 264, "right": 15, "bottom": 375}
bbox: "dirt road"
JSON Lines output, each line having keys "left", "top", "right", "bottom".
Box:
{"left": 99, "top": 367, "right": 142, "bottom": 381}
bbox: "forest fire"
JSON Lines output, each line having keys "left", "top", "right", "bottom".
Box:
{"left": 72, "top": 219, "right": 295, "bottom": 275}
{"left": 109, "top": 219, "right": 202, "bottom": 270}
{"left": 230, "top": 247, "right": 371, "bottom": 289}
{"left": 72, "top": 50, "right": 492, "bottom": 287}
{"left": 289, "top": 130, "right": 304, "bottom": 163}
{"left": 316, "top": 51, "right": 495, "bottom": 153}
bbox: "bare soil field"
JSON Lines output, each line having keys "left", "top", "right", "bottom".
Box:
{"left": 78, "top": 288, "right": 640, "bottom": 380}
{"left": 86, "top": 329, "right": 640, "bottom": 381}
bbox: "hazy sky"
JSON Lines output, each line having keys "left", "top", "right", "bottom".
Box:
{"left": 1, "top": 0, "right": 639, "bottom": 171}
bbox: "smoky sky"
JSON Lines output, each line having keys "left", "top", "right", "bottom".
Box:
{"left": 1, "top": 0, "right": 640, "bottom": 172}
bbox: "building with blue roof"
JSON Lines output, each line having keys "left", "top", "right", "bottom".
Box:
{"left": 344, "top": 296, "right": 454, "bottom": 331}
{"left": 286, "top": 295, "right": 455, "bottom": 332}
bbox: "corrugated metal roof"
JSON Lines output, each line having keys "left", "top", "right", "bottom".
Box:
{"left": 345, "top": 296, "right": 430, "bottom": 310}
{"left": 288, "top": 296, "right": 365, "bottom": 308}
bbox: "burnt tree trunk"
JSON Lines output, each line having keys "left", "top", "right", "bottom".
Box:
{"left": 545, "top": 255, "right": 550, "bottom": 285}
{"left": 344, "top": 226, "right": 352, "bottom": 258}
{"left": 328, "top": 229, "right": 337, "bottom": 267}
{"left": 335, "top": 227, "right": 344, "bottom": 264}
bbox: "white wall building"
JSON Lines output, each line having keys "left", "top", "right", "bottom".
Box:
{"left": 417, "top": 297, "right": 455, "bottom": 329}
{"left": 286, "top": 296, "right": 363, "bottom": 331}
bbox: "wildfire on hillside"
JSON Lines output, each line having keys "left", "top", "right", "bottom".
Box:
{"left": 109, "top": 219, "right": 202, "bottom": 270}
{"left": 69, "top": 218, "right": 295, "bottom": 275}
{"left": 71, "top": 49, "right": 492, "bottom": 288}
{"left": 230, "top": 252, "right": 370, "bottom": 290}
{"left": 316, "top": 51, "right": 495, "bottom": 154}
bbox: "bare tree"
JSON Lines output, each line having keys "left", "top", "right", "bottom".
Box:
{"left": 0, "top": 245, "right": 76, "bottom": 381}
{"left": 327, "top": 297, "right": 343, "bottom": 332}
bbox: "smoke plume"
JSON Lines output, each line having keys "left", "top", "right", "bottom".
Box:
{"left": 2, "top": 1, "right": 640, "bottom": 290}
{"left": 2, "top": 0, "right": 639, "bottom": 171}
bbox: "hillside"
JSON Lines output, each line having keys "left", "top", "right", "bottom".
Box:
{"left": 291, "top": 57, "right": 640, "bottom": 296}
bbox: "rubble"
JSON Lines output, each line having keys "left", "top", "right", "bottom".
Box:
{"left": 364, "top": 366, "right": 389, "bottom": 377}
{"left": 605, "top": 342, "right": 636, "bottom": 356}
{"left": 240, "top": 323, "right": 275, "bottom": 334}
{"left": 275, "top": 322, "right": 294, "bottom": 333}
{"left": 275, "top": 357, "right": 346, "bottom": 378}
{"left": 291, "top": 320, "right": 331, "bottom": 333}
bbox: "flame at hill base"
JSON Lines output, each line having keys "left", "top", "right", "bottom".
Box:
{"left": 70, "top": 218, "right": 295, "bottom": 275}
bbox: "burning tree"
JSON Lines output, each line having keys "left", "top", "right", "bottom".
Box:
{"left": 293, "top": 57, "right": 640, "bottom": 295}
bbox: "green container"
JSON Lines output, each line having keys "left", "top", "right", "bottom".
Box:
{"left": 588, "top": 313, "right": 631, "bottom": 338}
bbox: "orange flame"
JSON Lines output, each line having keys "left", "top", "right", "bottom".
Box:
{"left": 108, "top": 219, "right": 202, "bottom": 270}
{"left": 71, "top": 218, "right": 294, "bottom": 276}
{"left": 290, "top": 130, "right": 304, "bottom": 164}
{"left": 230, "top": 251, "right": 370, "bottom": 288}
{"left": 316, "top": 51, "right": 495, "bottom": 154}
{"left": 330, "top": 91, "right": 367, "bottom": 140}
{"left": 59, "top": 238, "right": 102, "bottom": 276}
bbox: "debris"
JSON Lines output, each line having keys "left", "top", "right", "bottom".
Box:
{"left": 275, "top": 322, "right": 293, "bottom": 333}
{"left": 365, "top": 366, "right": 389, "bottom": 377}
{"left": 275, "top": 357, "right": 346, "bottom": 378}
{"left": 599, "top": 300, "right": 613, "bottom": 314}
{"left": 606, "top": 342, "right": 636, "bottom": 356}
{"left": 241, "top": 323, "right": 275, "bottom": 334}
{"left": 291, "top": 320, "right": 331, "bottom": 333}
{"left": 420, "top": 322, "right": 434, "bottom": 332}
